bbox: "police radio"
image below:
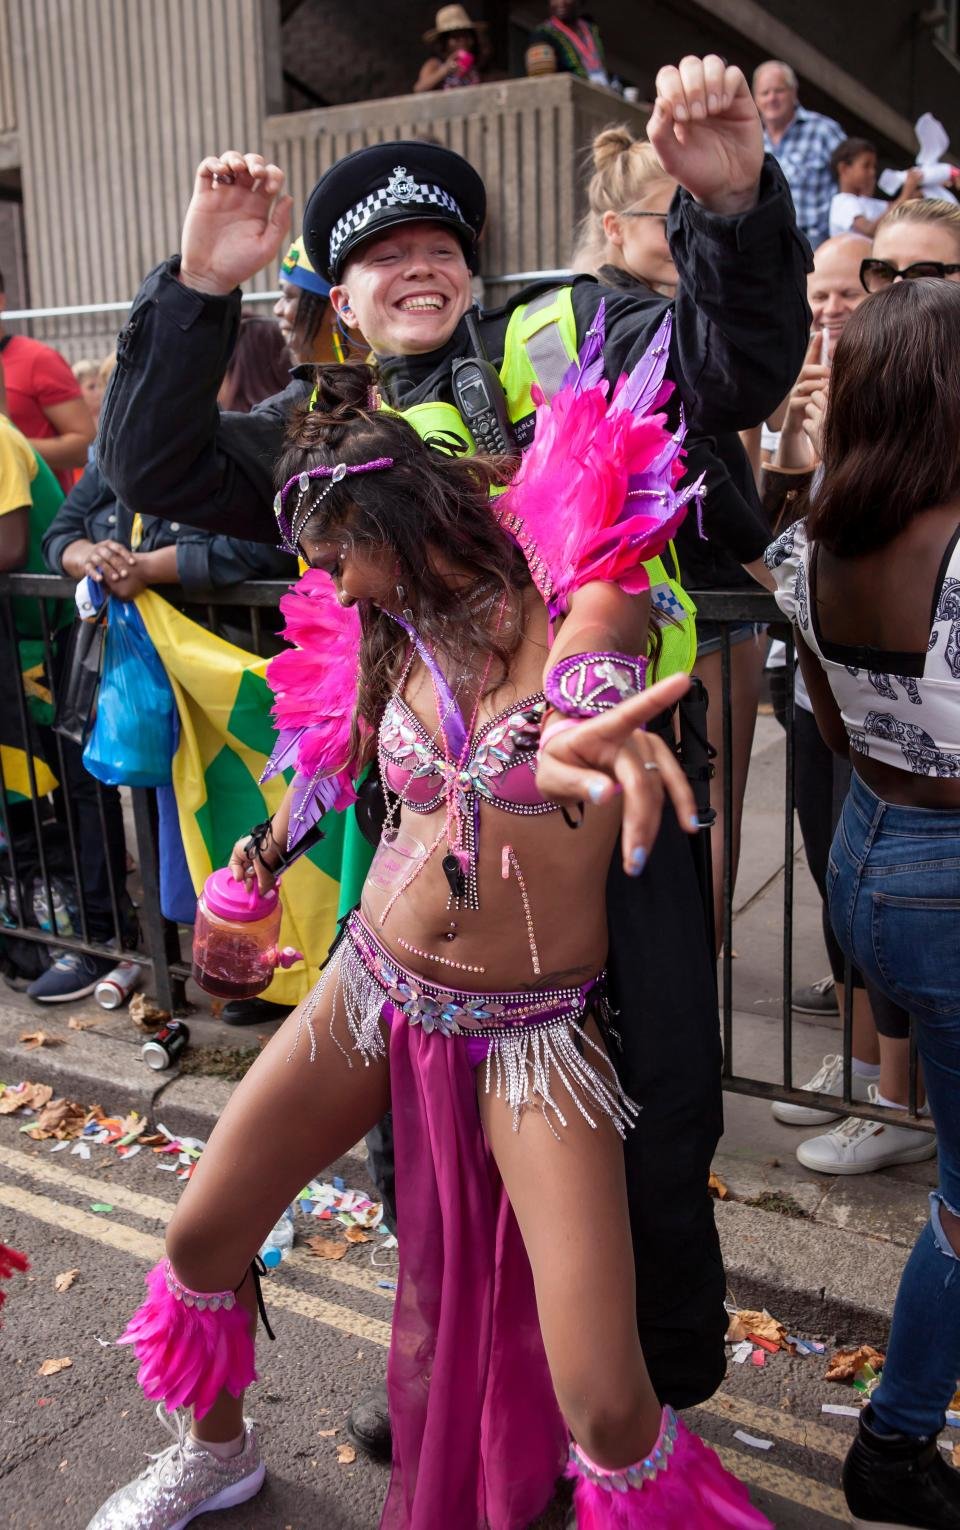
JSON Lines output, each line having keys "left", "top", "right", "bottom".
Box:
{"left": 452, "top": 308, "right": 518, "bottom": 457}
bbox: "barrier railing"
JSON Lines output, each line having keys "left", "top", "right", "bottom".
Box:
{"left": 0, "top": 573, "right": 923, "bottom": 1128}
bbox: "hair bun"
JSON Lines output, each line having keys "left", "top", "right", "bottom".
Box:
{"left": 592, "top": 125, "right": 635, "bottom": 172}
{"left": 286, "top": 360, "right": 378, "bottom": 450}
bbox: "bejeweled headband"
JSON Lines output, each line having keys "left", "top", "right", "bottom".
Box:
{"left": 274, "top": 458, "right": 394, "bottom": 553}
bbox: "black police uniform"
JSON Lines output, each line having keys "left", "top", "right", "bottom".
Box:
{"left": 99, "top": 141, "right": 811, "bottom": 1408}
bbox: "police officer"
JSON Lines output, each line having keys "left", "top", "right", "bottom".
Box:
{"left": 101, "top": 54, "right": 811, "bottom": 1460}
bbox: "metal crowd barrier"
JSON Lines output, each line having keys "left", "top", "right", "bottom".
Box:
{"left": 0, "top": 573, "right": 922, "bottom": 1128}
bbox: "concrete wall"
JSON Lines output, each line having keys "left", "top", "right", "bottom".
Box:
{"left": 4, "top": 0, "right": 275, "bottom": 358}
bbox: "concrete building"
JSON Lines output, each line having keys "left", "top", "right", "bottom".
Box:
{"left": 1, "top": 0, "right": 957, "bottom": 357}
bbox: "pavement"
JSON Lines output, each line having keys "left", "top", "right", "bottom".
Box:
{"left": 0, "top": 709, "right": 944, "bottom": 1526}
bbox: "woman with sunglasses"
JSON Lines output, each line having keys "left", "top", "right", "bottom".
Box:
{"left": 767, "top": 277, "right": 960, "bottom": 1530}
{"left": 572, "top": 124, "right": 775, "bottom": 951}
{"left": 861, "top": 196, "right": 960, "bottom": 294}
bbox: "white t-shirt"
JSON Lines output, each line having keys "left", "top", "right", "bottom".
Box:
{"left": 829, "top": 192, "right": 888, "bottom": 237}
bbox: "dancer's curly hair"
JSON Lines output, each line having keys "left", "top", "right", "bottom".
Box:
{"left": 276, "top": 363, "right": 532, "bottom": 764}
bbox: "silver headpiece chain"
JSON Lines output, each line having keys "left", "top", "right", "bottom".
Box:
{"left": 273, "top": 457, "right": 395, "bottom": 553}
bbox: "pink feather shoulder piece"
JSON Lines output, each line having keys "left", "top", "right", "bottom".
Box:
{"left": 261, "top": 569, "right": 367, "bottom": 847}
{"left": 496, "top": 305, "right": 704, "bottom": 617}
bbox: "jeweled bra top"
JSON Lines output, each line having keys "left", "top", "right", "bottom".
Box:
{"left": 378, "top": 691, "right": 558, "bottom": 815}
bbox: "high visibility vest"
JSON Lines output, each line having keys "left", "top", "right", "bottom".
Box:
{"left": 395, "top": 287, "right": 698, "bottom": 678}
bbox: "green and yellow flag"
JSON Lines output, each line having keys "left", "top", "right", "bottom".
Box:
{"left": 136, "top": 591, "right": 372, "bottom": 1006}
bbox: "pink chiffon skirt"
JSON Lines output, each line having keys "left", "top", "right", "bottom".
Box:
{"left": 381, "top": 1011, "right": 568, "bottom": 1529}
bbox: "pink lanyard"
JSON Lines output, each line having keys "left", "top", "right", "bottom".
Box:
{"left": 550, "top": 18, "right": 601, "bottom": 74}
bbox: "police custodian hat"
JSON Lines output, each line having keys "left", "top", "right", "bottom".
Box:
{"left": 303, "top": 141, "right": 486, "bottom": 283}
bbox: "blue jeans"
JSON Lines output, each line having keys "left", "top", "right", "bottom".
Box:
{"left": 828, "top": 773, "right": 960, "bottom": 1437}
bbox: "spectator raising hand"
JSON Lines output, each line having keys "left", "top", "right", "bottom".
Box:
{"left": 648, "top": 56, "right": 764, "bottom": 215}
{"left": 776, "top": 330, "right": 831, "bottom": 470}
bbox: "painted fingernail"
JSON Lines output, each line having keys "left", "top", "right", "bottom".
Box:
{"left": 587, "top": 780, "right": 606, "bottom": 804}
{"left": 628, "top": 846, "right": 647, "bottom": 875}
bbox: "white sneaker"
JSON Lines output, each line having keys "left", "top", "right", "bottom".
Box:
{"left": 796, "top": 1088, "right": 937, "bottom": 1176}
{"left": 771, "top": 1054, "right": 873, "bottom": 1126}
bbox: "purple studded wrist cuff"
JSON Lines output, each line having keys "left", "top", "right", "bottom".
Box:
{"left": 544, "top": 651, "right": 647, "bottom": 719}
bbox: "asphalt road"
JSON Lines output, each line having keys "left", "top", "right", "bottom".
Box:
{"left": 0, "top": 1115, "right": 893, "bottom": 1529}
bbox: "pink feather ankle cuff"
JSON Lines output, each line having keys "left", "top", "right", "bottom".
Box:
{"left": 117, "top": 1259, "right": 257, "bottom": 1420}
{"left": 567, "top": 1407, "right": 773, "bottom": 1527}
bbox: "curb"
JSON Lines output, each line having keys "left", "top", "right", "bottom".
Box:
{"left": 0, "top": 1002, "right": 906, "bottom": 1345}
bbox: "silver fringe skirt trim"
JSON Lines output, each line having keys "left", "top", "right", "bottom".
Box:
{"left": 288, "top": 913, "right": 640, "bottom": 1138}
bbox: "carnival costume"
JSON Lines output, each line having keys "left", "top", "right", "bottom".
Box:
{"left": 116, "top": 311, "right": 769, "bottom": 1528}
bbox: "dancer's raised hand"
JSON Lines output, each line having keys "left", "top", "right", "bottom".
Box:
{"left": 179, "top": 151, "right": 293, "bottom": 297}
{"left": 647, "top": 56, "right": 763, "bottom": 215}
{"left": 536, "top": 672, "right": 699, "bottom": 878}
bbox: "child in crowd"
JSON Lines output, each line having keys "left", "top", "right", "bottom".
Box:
{"left": 829, "top": 137, "right": 922, "bottom": 239}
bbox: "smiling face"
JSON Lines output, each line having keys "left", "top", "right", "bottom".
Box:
{"left": 331, "top": 222, "right": 473, "bottom": 356}
{"left": 808, "top": 235, "right": 872, "bottom": 344}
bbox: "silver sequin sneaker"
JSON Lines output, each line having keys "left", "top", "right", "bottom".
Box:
{"left": 86, "top": 1403, "right": 265, "bottom": 1529}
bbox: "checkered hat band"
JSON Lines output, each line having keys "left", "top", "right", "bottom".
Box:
{"left": 329, "top": 183, "right": 465, "bottom": 266}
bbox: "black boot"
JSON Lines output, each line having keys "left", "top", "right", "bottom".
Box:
{"left": 843, "top": 1404, "right": 960, "bottom": 1528}
{"left": 346, "top": 1382, "right": 392, "bottom": 1463}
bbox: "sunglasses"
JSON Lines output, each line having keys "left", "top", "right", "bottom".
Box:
{"left": 860, "top": 257, "right": 960, "bottom": 292}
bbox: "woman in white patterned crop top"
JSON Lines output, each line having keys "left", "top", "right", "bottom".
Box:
{"left": 767, "top": 277, "right": 960, "bottom": 1527}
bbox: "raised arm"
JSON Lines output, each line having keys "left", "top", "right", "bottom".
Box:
{"left": 645, "top": 57, "right": 811, "bottom": 433}
{"left": 99, "top": 153, "right": 296, "bottom": 543}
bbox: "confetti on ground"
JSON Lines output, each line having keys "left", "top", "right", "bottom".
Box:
{"left": 822, "top": 1403, "right": 861, "bottom": 1418}
{"left": 730, "top": 1340, "right": 753, "bottom": 1365}
{"left": 54, "top": 1269, "right": 80, "bottom": 1293}
{"left": 751, "top": 1349, "right": 766, "bottom": 1368}
{"left": 377, "top": 1280, "right": 398, "bottom": 1291}
{"left": 37, "top": 1357, "right": 72, "bottom": 1376}
{"left": 89, "top": 1203, "right": 113, "bottom": 1214}
{"left": 733, "top": 1430, "right": 773, "bottom": 1450}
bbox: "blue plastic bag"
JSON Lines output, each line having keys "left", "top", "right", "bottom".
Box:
{"left": 82, "top": 598, "right": 176, "bottom": 787}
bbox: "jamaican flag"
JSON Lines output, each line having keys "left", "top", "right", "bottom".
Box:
{"left": 136, "top": 591, "right": 372, "bottom": 1007}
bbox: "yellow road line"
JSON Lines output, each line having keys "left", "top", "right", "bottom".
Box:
{"left": 0, "top": 1181, "right": 392, "bottom": 1347}
{"left": 0, "top": 1143, "right": 396, "bottom": 1302}
{"left": 699, "top": 1390, "right": 853, "bottom": 1462}
{"left": 716, "top": 1446, "right": 850, "bottom": 1523}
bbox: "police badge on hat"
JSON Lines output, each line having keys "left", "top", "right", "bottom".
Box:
{"left": 303, "top": 141, "right": 486, "bottom": 282}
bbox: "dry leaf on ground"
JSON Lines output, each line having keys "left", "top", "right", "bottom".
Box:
{"left": 726, "top": 1308, "right": 786, "bottom": 1346}
{"left": 129, "top": 994, "right": 169, "bottom": 1031}
{"left": 29, "top": 1098, "right": 86, "bottom": 1140}
{"left": 825, "top": 1345, "right": 885, "bottom": 1383}
{"left": 343, "top": 1226, "right": 371, "bottom": 1244}
{"left": 707, "top": 1171, "right": 729, "bottom": 1200}
{"left": 54, "top": 1269, "right": 80, "bottom": 1294}
{"left": 67, "top": 1016, "right": 99, "bottom": 1032}
{"left": 0, "top": 1082, "right": 54, "bottom": 1114}
{"left": 318, "top": 1427, "right": 338, "bottom": 1438}
{"left": 306, "top": 1235, "right": 349, "bottom": 1261}
{"left": 336, "top": 1443, "right": 357, "bottom": 1465}
{"left": 20, "top": 1030, "right": 65, "bottom": 1050}
{"left": 37, "top": 1357, "right": 72, "bottom": 1376}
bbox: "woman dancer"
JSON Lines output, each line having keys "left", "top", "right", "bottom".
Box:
{"left": 89, "top": 344, "right": 770, "bottom": 1528}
